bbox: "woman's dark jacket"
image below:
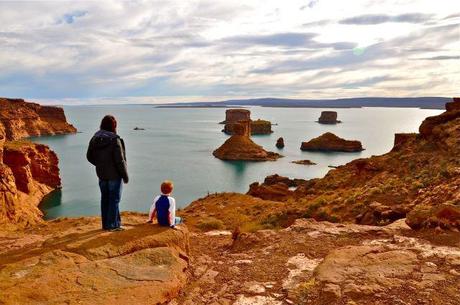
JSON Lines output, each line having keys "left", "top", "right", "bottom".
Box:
{"left": 86, "top": 130, "right": 129, "bottom": 183}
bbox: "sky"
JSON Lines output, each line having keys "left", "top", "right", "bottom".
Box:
{"left": 0, "top": 0, "right": 459, "bottom": 104}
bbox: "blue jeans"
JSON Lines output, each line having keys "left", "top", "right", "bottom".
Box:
{"left": 99, "top": 179, "right": 122, "bottom": 230}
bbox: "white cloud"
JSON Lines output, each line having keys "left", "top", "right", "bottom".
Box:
{"left": 0, "top": 0, "right": 458, "bottom": 102}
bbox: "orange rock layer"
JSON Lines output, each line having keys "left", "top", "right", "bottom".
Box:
{"left": 0, "top": 98, "right": 76, "bottom": 229}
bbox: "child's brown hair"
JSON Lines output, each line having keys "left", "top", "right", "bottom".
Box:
{"left": 161, "top": 180, "right": 174, "bottom": 194}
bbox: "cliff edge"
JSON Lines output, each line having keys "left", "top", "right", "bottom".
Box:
{"left": 0, "top": 98, "right": 77, "bottom": 229}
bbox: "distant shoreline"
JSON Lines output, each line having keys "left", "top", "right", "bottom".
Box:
{"left": 153, "top": 97, "right": 450, "bottom": 110}
{"left": 155, "top": 105, "right": 445, "bottom": 110}
{"left": 52, "top": 96, "right": 450, "bottom": 110}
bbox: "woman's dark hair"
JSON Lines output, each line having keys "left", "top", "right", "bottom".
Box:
{"left": 100, "top": 115, "right": 117, "bottom": 133}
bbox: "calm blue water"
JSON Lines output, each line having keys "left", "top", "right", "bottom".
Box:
{"left": 33, "top": 106, "right": 442, "bottom": 219}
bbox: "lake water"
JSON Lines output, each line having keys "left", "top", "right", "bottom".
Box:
{"left": 34, "top": 106, "right": 442, "bottom": 219}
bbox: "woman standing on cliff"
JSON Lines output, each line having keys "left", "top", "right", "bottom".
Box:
{"left": 86, "top": 115, "right": 129, "bottom": 231}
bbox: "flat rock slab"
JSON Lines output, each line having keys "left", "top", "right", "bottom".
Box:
{"left": 0, "top": 212, "right": 189, "bottom": 305}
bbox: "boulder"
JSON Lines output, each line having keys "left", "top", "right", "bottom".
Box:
{"left": 300, "top": 132, "right": 364, "bottom": 152}
{"left": 312, "top": 245, "right": 419, "bottom": 300}
{"left": 248, "top": 182, "right": 291, "bottom": 201}
{"left": 276, "top": 137, "right": 284, "bottom": 148}
{"left": 318, "top": 111, "right": 340, "bottom": 124}
{"left": 406, "top": 202, "right": 460, "bottom": 230}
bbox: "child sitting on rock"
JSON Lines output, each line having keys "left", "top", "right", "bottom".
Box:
{"left": 147, "top": 180, "right": 182, "bottom": 228}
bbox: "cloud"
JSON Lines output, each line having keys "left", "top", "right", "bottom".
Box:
{"left": 0, "top": 0, "right": 458, "bottom": 101}
{"left": 340, "top": 13, "right": 432, "bottom": 25}
{"left": 300, "top": 0, "right": 320, "bottom": 10}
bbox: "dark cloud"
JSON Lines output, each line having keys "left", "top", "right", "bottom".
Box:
{"left": 343, "top": 75, "right": 400, "bottom": 89}
{"left": 224, "top": 32, "right": 317, "bottom": 47}
{"left": 340, "top": 13, "right": 431, "bottom": 25}
{"left": 416, "top": 55, "right": 460, "bottom": 60}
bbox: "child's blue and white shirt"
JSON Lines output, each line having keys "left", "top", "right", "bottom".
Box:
{"left": 149, "top": 194, "right": 176, "bottom": 227}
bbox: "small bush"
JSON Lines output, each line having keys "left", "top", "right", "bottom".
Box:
{"left": 260, "top": 212, "right": 289, "bottom": 229}
{"left": 196, "top": 217, "right": 225, "bottom": 231}
{"left": 241, "top": 222, "right": 265, "bottom": 233}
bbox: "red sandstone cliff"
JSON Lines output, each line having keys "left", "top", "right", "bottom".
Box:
{"left": 0, "top": 98, "right": 76, "bottom": 229}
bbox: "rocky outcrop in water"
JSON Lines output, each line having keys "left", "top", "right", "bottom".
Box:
{"left": 0, "top": 98, "right": 76, "bottom": 229}
{"left": 318, "top": 111, "right": 341, "bottom": 124}
{"left": 292, "top": 159, "right": 316, "bottom": 165}
{"left": 300, "top": 132, "right": 364, "bottom": 152}
{"left": 213, "top": 121, "right": 281, "bottom": 161}
{"left": 276, "top": 137, "right": 284, "bottom": 148}
{"left": 250, "top": 119, "right": 272, "bottom": 134}
{"left": 0, "top": 212, "right": 189, "bottom": 305}
{"left": 222, "top": 109, "right": 273, "bottom": 135}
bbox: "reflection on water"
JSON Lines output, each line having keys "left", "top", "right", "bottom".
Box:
{"left": 40, "top": 190, "right": 62, "bottom": 211}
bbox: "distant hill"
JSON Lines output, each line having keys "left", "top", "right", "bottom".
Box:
{"left": 156, "top": 97, "right": 450, "bottom": 109}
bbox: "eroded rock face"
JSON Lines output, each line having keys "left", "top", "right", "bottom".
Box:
{"left": 222, "top": 109, "right": 250, "bottom": 124}
{"left": 318, "top": 111, "right": 340, "bottom": 124}
{"left": 214, "top": 121, "right": 281, "bottom": 161}
{"left": 0, "top": 97, "right": 76, "bottom": 229}
{"left": 0, "top": 98, "right": 76, "bottom": 140}
{"left": 301, "top": 132, "right": 364, "bottom": 152}
{"left": 222, "top": 109, "right": 272, "bottom": 135}
{"left": 0, "top": 213, "right": 190, "bottom": 305}
{"left": 0, "top": 142, "right": 61, "bottom": 229}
